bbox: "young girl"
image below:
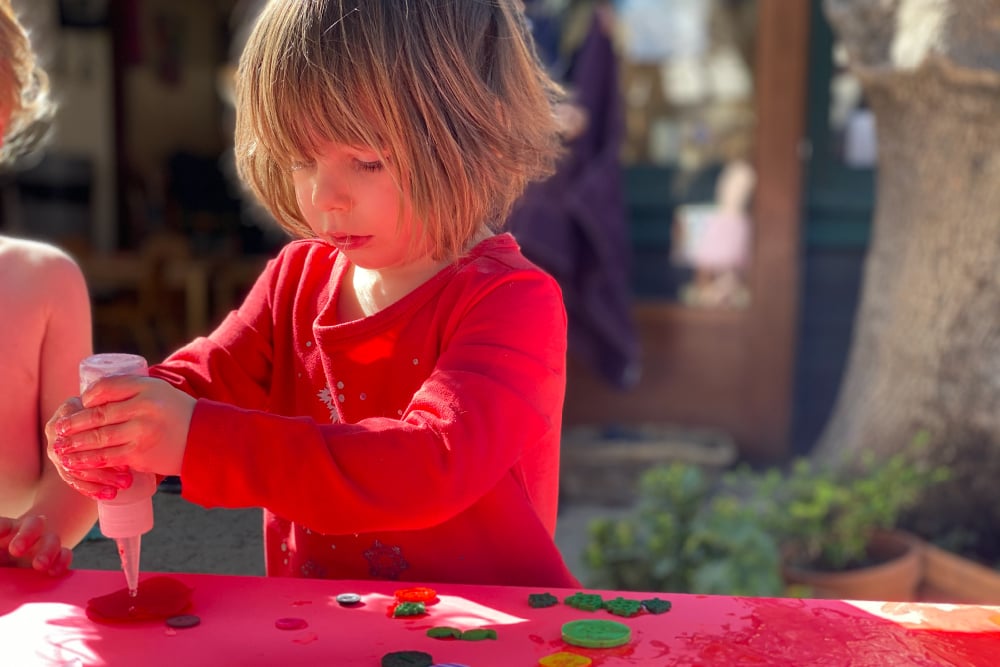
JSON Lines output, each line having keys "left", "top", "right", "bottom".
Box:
{"left": 50, "top": 0, "right": 580, "bottom": 587}
{"left": 0, "top": 0, "right": 96, "bottom": 576}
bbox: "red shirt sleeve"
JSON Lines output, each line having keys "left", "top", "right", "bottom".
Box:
{"left": 179, "top": 267, "right": 567, "bottom": 536}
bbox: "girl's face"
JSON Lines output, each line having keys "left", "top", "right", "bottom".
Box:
{"left": 290, "top": 141, "right": 428, "bottom": 270}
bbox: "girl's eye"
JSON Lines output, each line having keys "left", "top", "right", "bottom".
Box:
{"left": 355, "top": 159, "right": 383, "bottom": 173}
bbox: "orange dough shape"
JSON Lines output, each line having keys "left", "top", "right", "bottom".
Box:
{"left": 394, "top": 586, "right": 439, "bottom": 604}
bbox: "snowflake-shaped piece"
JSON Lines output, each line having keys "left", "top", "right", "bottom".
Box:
{"left": 363, "top": 539, "right": 410, "bottom": 580}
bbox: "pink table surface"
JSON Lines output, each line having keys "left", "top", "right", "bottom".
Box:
{"left": 1, "top": 568, "right": 998, "bottom": 666}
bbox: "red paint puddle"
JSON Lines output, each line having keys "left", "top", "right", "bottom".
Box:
{"left": 86, "top": 576, "right": 193, "bottom": 625}
{"left": 567, "top": 642, "right": 637, "bottom": 666}
{"left": 292, "top": 631, "right": 319, "bottom": 645}
{"left": 674, "top": 599, "right": 1000, "bottom": 666}
{"left": 647, "top": 639, "right": 671, "bottom": 660}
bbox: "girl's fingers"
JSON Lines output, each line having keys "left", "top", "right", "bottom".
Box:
{"left": 7, "top": 516, "right": 46, "bottom": 557}
{"left": 52, "top": 411, "right": 138, "bottom": 454}
{"left": 59, "top": 443, "right": 138, "bottom": 472}
{"left": 46, "top": 548, "right": 73, "bottom": 577}
{"left": 64, "top": 466, "right": 132, "bottom": 489}
{"left": 58, "top": 471, "right": 124, "bottom": 501}
{"left": 45, "top": 397, "right": 85, "bottom": 441}
{"left": 0, "top": 517, "right": 15, "bottom": 543}
{"left": 49, "top": 376, "right": 148, "bottom": 443}
{"left": 28, "top": 532, "right": 63, "bottom": 572}
{"left": 54, "top": 418, "right": 138, "bottom": 457}
{"left": 48, "top": 397, "right": 84, "bottom": 422}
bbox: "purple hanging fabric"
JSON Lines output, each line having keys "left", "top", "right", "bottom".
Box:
{"left": 507, "top": 12, "right": 640, "bottom": 390}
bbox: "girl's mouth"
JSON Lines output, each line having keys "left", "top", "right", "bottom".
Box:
{"left": 330, "top": 234, "right": 372, "bottom": 251}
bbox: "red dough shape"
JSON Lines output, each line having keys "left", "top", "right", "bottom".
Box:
{"left": 86, "top": 576, "right": 193, "bottom": 624}
{"left": 394, "top": 587, "right": 438, "bottom": 604}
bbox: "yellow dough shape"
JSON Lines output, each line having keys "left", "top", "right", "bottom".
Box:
{"left": 538, "top": 651, "right": 593, "bottom": 666}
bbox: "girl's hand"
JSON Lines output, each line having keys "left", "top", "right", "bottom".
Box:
{"left": 45, "top": 396, "right": 122, "bottom": 499}
{"left": 0, "top": 515, "right": 73, "bottom": 576}
{"left": 48, "top": 376, "right": 194, "bottom": 498}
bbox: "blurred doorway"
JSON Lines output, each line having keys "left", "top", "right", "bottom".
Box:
{"left": 563, "top": 0, "right": 810, "bottom": 462}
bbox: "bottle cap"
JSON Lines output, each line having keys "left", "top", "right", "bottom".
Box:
{"left": 80, "top": 353, "right": 149, "bottom": 393}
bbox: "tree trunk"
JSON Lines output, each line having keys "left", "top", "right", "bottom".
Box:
{"left": 816, "top": 0, "right": 1000, "bottom": 558}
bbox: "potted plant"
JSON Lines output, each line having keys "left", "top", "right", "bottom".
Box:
{"left": 583, "top": 463, "right": 785, "bottom": 597}
{"left": 733, "top": 434, "right": 949, "bottom": 601}
{"left": 920, "top": 529, "right": 1000, "bottom": 604}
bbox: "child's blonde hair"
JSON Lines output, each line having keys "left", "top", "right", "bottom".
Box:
{"left": 0, "top": 0, "right": 53, "bottom": 164}
{"left": 234, "top": 0, "right": 564, "bottom": 259}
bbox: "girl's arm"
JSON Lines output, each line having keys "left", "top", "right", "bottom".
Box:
{"left": 47, "top": 247, "right": 282, "bottom": 502}
{"left": 52, "top": 251, "right": 567, "bottom": 536}
{"left": 181, "top": 270, "right": 567, "bottom": 534}
{"left": 7, "top": 248, "right": 95, "bottom": 574}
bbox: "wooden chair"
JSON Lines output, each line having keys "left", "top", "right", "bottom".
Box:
{"left": 86, "top": 232, "right": 193, "bottom": 359}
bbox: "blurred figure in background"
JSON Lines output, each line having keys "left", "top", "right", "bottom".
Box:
{"left": 508, "top": 0, "right": 640, "bottom": 390}
{"left": 0, "top": 0, "right": 96, "bottom": 575}
{"left": 679, "top": 159, "right": 755, "bottom": 309}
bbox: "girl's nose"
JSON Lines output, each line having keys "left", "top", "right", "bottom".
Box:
{"left": 311, "top": 169, "right": 352, "bottom": 212}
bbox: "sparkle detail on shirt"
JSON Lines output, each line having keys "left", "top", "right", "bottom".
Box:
{"left": 300, "top": 560, "right": 327, "bottom": 578}
{"left": 317, "top": 386, "right": 339, "bottom": 422}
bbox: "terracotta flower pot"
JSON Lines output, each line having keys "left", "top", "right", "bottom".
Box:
{"left": 782, "top": 530, "right": 924, "bottom": 601}
{"left": 920, "top": 542, "right": 1000, "bottom": 604}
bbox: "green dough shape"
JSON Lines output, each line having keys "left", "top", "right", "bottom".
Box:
{"left": 561, "top": 619, "right": 632, "bottom": 649}
{"left": 642, "top": 597, "right": 673, "bottom": 614}
{"left": 603, "top": 597, "right": 643, "bottom": 617}
{"left": 392, "top": 601, "right": 427, "bottom": 617}
{"left": 426, "top": 626, "right": 463, "bottom": 639}
{"left": 563, "top": 592, "right": 604, "bottom": 611}
{"left": 381, "top": 650, "right": 433, "bottom": 667}
{"left": 528, "top": 592, "right": 560, "bottom": 608}
{"left": 392, "top": 602, "right": 427, "bottom": 618}
{"left": 460, "top": 628, "right": 497, "bottom": 641}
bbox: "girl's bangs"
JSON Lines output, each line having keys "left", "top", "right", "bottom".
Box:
{"left": 260, "top": 78, "right": 370, "bottom": 166}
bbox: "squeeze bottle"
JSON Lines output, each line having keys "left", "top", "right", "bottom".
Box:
{"left": 79, "top": 353, "right": 156, "bottom": 598}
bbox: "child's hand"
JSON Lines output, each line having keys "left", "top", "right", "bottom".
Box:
{"left": 0, "top": 515, "right": 73, "bottom": 576}
{"left": 48, "top": 376, "right": 194, "bottom": 498}
{"left": 45, "top": 396, "right": 117, "bottom": 499}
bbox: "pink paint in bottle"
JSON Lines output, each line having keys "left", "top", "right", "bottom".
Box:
{"left": 79, "top": 353, "right": 157, "bottom": 599}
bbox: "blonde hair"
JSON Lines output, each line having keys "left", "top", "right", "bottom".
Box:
{"left": 234, "top": 0, "right": 564, "bottom": 259}
{"left": 0, "top": 0, "right": 53, "bottom": 164}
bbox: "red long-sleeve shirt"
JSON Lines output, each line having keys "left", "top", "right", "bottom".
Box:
{"left": 151, "top": 234, "right": 579, "bottom": 587}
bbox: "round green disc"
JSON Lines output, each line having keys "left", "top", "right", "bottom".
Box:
{"left": 561, "top": 619, "right": 631, "bottom": 649}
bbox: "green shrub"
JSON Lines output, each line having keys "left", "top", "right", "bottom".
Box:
{"left": 584, "top": 463, "right": 784, "bottom": 596}
{"left": 734, "top": 433, "right": 949, "bottom": 571}
{"left": 582, "top": 432, "right": 949, "bottom": 593}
